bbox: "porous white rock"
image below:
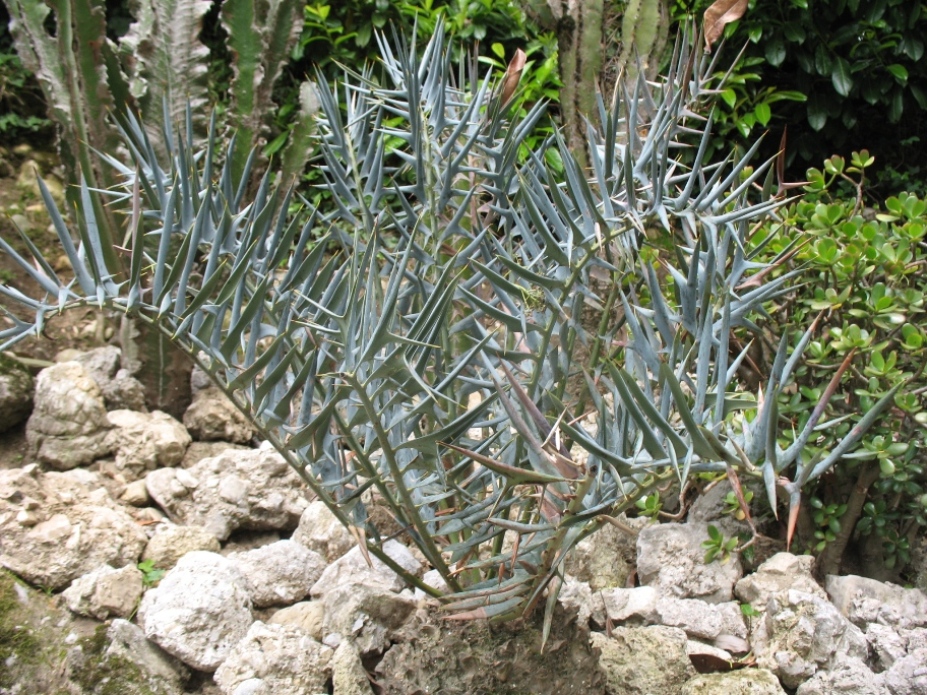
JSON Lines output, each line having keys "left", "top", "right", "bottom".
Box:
{"left": 332, "top": 641, "right": 375, "bottom": 695}
{"left": 291, "top": 500, "right": 355, "bottom": 561}
{"left": 736, "top": 553, "right": 826, "bottom": 609}
{"left": 563, "top": 515, "right": 644, "bottom": 590}
{"left": 636, "top": 522, "right": 741, "bottom": 602}
{"left": 0, "top": 466, "right": 147, "bottom": 589}
{"left": 183, "top": 387, "right": 255, "bottom": 443}
{"left": 654, "top": 597, "right": 748, "bottom": 647}
{"left": 106, "top": 409, "right": 191, "bottom": 481}
{"left": 752, "top": 589, "right": 868, "bottom": 690}
{"left": 269, "top": 601, "right": 325, "bottom": 641}
{"left": 867, "top": 623, "right": 909, "bottom": 670}
{"left": 825, "top": 574, "right": 927, "bottom": 630}
{"left": 600, "top": 585, "right": 659, "bottom": 624}
{"left": 141, "top": 523, "right": 221, "bottom": 569}
{"left": 681, "top": 668, "right": 787, "bottom": 695}
{"left": 213, "top": 621, "right": 333, "bottom": 695}
{"left": 687, "top": 480, "right": 755, "bottom": 538}
{"left": 145, "top": 444, "right": 308, "bottom": 541}
{"left": 138, "top": 551, "right": 253, "bottom": 672}
{"left": 557, "top": 576, "right": 606, "bottom": 628}
{"left": 795, "top": 657, "right": 889, "bottom": 694}
{"left": 25, "top": 361, "right": 113, "bottom": 469}
{"left": 70, "top": 345, "right": 146, "bottom": 411}
{"left": 883, "top": 648, "right": 927, "bottom": 695}
{"left": 227, "top": 540, "right": 326, "bottom": 608}
{"left": 121, "top": 478, "right": 152, "bottom": 506}
{"left": 63, "top": 563, "right": 144, "bottom": 620}
{"left": 320, "top": 581, "right": 417, "bottom": 655}
{"left": 105, "top": 619, "right": 190, "bottom": 692}
{"left": 591, "top": 626, "right": 697, "bottom": 695}
{"left": 310, "top": 539, "right": 421, "bottom": 598}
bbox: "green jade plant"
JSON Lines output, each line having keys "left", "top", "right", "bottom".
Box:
{"left": 0, "top": 28, "right": 898, "bottom": 644}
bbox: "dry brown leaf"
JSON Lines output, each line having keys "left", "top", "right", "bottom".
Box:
{"left": 703, "top": 0, "right": 748, "bottom": 52}
{"left": 500, "top": 48, "right": 527, "bottom": 106}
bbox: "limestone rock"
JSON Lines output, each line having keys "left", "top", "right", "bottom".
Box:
{"left": 563, "top": 515, "right": 644, "bottom": 590}
{"left": 25, "top": 361, "right": 113, "bottom": 469}
{"left": 795, "top": 658, "right": 889, "bottom": 694}
{"left": 752, "top": 589, "right": 868, "bottom": 690}
{"left": 213, "top": 621, "right": 333, "bottom": 695}
{"left": 120, "top": 479, "right": 151, "bottom": 506}
{"left": 181, "top": 440, "right": 249, "bottom": 468}
{"left": 227, "top": 539, "right": 326, "bottom": 608}
{"left": 71, "top": 345, "right": 146, "bottom": 411}
{"left": 0, "top": 353, "right": 33, "bottom": 433}
{"left": 145, "top": 444, "right": 308, "bottom": 541}
{"left": 0, "top": 466, "right": 147, "bottom": 589}
{"left": 106, "top": 409, "right": 191, "bottom": 481}
{"left": 867, "top": 623, "right": 910, "bottom": 670}
{"left": 558, "top": 576, "right": 606, "bottom": 628}
{"left": 883, "top": 648, "right": 927, "bottom": 695}
{"left": 320, "top": 582, "right": 417, "bottom": 655}
{"left": 825, "top": 574, "right": 927, "bottom": 630}
{"left": 681, "top": 668, "right": 787, "bottom": 695}
{"left": 142, "top": 523, "right": 221, "bottom": 569}
{"left": 600, "top": 586, "right": 659, "bottom": 624}
{"left": 375, "top": 608, "right": 604, "bottom": 694}
{"left": 636, "top": 522, "right": 741, "bottom": 602}
{"left": 687, "top": 480, "right": 755, "bottom": 539}
{"left": 591, "top": 626, "right": 697, "bottom": 695}
{"left": 269, "top": 601, "right": 325, "bottom": 641}
{"left": 736, "top": 553, "right": 826, "bottom": 609}
{"left": 190, "top": 363, "right": 213, "bottom": 395}
{"left": 332, "top": 640, "right": 375, "bottom": 695}
{"left": 104, "top": 619, "right": 190, "bottom": 692}
{"left": 63, "top": 564, "right": 144, "bottom": 620}
{"left": 183, "top": 387, "right": 255, "bottom": 443}
{"left": 292, "top": 500, "right": 355, "bottom": 561}
{"left": 655, "top": 597, "right": 748, "bottom": 649}
{"left": 138, "top": 551, "right": 253, "bottom": 672}
{"left": 310, "top": 539, "right": 421, "bottom": 598}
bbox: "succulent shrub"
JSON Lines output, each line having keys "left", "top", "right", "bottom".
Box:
{"left": 0, "top": 27, "right": 893, "bottom": 638}
{"left": 752, "top": 152, "right": 927, "bottom": 578}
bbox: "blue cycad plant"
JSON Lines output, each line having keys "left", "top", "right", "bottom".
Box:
{"left": 0, "top": 26, "right": 897, "bottom": 645}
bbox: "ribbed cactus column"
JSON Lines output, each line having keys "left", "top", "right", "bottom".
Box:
{"left": 519, "top": 0, "right": 669, "bottom": 167}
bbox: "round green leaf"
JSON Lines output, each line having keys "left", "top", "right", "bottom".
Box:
{"left": 766, "top": 40, "right": 786, "bottom": 67}
{"left": 832, "top": 58, "right": 853, "bottom": 97}
{"left": 754, "top": 102, "right": 772, "bottom": 126}
{"left": 886, "top": 64, "right": 909, "bottom": 84}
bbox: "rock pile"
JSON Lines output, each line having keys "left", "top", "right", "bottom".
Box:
{"left": 1, "top": 346, "right": 926, "bottom": 695}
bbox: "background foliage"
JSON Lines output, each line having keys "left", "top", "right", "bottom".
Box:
{"left": 673, "top": 0, "right": 927, "bottom": 197}
{"left": 0, "top": 4, "right": 49, "bottom": 144}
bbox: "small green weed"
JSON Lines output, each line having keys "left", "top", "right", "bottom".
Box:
{"left": 137, "top": 560, "right": 165, "bottom": 587}
{"left": 702, "top": 525, "right": 738, "bottom": 564}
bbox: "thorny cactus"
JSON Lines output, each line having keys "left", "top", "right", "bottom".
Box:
{"left": 0, "top": 27, "right": 896, "bottom": 645}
